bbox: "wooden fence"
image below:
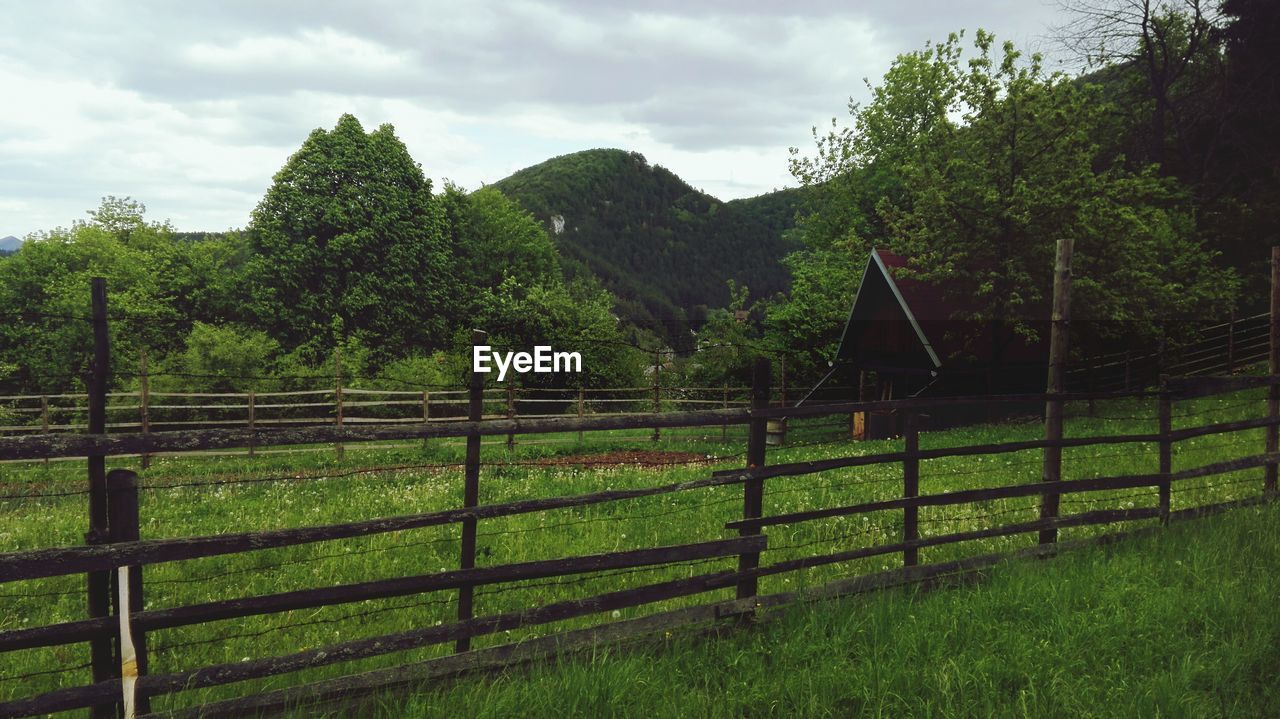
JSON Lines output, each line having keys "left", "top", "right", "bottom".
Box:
{"left": 0, "top": 381, "right": 870, "bottom": 464}
{"left": 0, "top": 364, "right": 1277, "bottom": 718}
{"left": 1067, "top": 311, "right": 1270, "bottom": 393}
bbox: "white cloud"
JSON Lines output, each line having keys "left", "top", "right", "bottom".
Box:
{"left": 0, "top": 1, "right": 1067, "bottom": 236}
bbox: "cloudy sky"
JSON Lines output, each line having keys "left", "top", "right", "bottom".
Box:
{"left": 1, "top": 1, "right": 1073, "bottom": 237}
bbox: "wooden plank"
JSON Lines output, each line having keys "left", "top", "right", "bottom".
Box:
{"left": 1168, "top": 415, "right": 1280, "bottom": 442}
{"left": 1041, "top": 236, "right": 1072, "bottom": 550}
{"left": 750, "top": 389, "right": 1154, "bottom": 421}
{"left": 131, "top": 509, "right": 1228, "bottom": 719}
{"left": 107, "top": 469, "right": 150, "bottom": 714}
{"left": 1165, "top": 374, "right": 1279, "bottom": 398}
{"left": 1159, "top": 385, "right": 1172, "bottom": 523}
{"left": 725, "top": 473, "right": 1163, "bottom": 532}
{"left": 0, "top": 472, "right": 744, "bottom": 583}
{"left": 140, "top": 350, "right": 151, "bottom": 470}
{"left": 0, "top": 566, "right": 751, "bottom": 716}
{"left": 903, "top": 414, "right": 920, "bottom": 566}
{"left": 1171, "top": 452, "right": 1280, "bottom": 480}
{"left": 0, "top": 537, "right": 763, "bottom": 653}
{"left": 712, "top": 430, "right": 1167, "bottom": 484}
{"left": 0, "top": 406, "right": 756, "bottom": 461}
{"left": 1270, "top": 246, "right": 1279, "bottom": 492}
{"left": 737, "top": 358, "right": 769, "bottom": 601}
{"left": 457, "top": 330, "right": 486, "bottom": 653}
{"left": 756, "top": 508, "right": 1158, "bottom": 579}
{"left": 87, "top": 277, "right": 115, "bottom": 719}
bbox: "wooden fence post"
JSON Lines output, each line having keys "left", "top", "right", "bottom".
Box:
{"left": 1267, "top": 246, "right": 1279, "bottom": 494}
{"left": 1227, "top": 310, "right": 1236, "bottom": 371}
{"left": 107, "top": 469, "right": 149, "bottom": 715}
{"left": 506, "top": 385, "right": 515, "bottom": 451}
{"left": 780, "top": 356, "right": 787, "bottom": 408}
{"left": 736, "top": 357, "right": 771, "bottom": 602}
{"left": 87, "top": 277, "right": 115, "bottom": 719}
{"left": 334, "top": 348, "right": 344, "bottom": 462}
{"left": 1039, "top": 238, "right": 1073, "bottom": 545}
{"left": 722, "top": 382, "right": 729, "bottom": 442}
{"left": 457, "top": 329, "right": 486, "bottom": 653}
{"left": 139, "top": 349, "right": 151, "bottom": 470}
{"left": 903, "top": 413, "right": 920, "bottom": 567}
{"left": 40, "top": 395, "right": 49, "bottom": 468}
{"left": 422, "top": 391, "right": 430, "bottom": 450}
{"left": 652, "top": 349, "right": 661, "bottom": 442}
{"left": 1158, "top": 377, "right": 1172, "bottom": 524}
{"left": 247, "top": 391, "right": 256, "bottom": 458}
{"left": 576, "top": 387, "right": 585, "bottom": 444}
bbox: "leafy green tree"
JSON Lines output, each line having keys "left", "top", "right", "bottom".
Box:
{"left": 157, "top": 322, "right": 280, "bottom": 394}
{"left": 441, "top": 185, "right": 560, "bottom": 295}
{"left": 472, "top": 276, "right": 642, "bottom": 390}
{"left": 682, "top": 281, "right": 759, "bottom": 387}
{"left": 763, "top": 239, "right": 863, "bottom": 384}
{"left": 0, "top": 201, "right": 175, "bottom": 393}
{"left": 246, "top": 114, "right": 450, "bottom": 363}
{"left": 785, "top": 30, "right": 1236, "bottom": 364}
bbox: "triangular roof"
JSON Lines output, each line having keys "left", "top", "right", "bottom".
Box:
{"left": 834, "top": 248, "right": 941, "bottom": 369}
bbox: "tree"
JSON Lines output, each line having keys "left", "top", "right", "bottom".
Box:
{"left": 763, "top": 238, "right": 863, "bottom": 384}
{"left": 440, "top": 184, "right": 560, "bottom": 298}
{"left": 0, "top": 199, "right": 176, "bottom": 393}
{"left": 160, "top": 322, "right": 280, "bottom": 394}
{"left": 786, "top": 31, "right": 1236, "bottom": 363}
{"left": 1053, "top": 1, "right": 1225, "bottom": 178}
{"left": 246, "top": 114, "right": 451, "bottom": 363}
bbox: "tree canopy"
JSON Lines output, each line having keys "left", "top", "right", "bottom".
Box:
{"left": 776, "top": 30, "right": 1237, "bottom": 369}
{"left": 246, "top": 114, "right": 451, "bottom": 361}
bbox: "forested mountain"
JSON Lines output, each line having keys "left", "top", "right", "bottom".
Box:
{"left": 491, "top": 149, "right": 803, "bottom": 345}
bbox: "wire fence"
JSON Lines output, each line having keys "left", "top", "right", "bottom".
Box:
{"left": 1, "top": 367, "right": 1276, "bottom": 718}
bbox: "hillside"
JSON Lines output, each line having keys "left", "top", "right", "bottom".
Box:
{"left": 491, "top": 149, "right": 803, "bottom": 344}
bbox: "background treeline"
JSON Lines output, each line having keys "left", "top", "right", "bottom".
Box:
{"left": 0, "top": 116, "right": 646, "bottom": 396}
{"left": 1, "top": 0, "right": 1274, "bottom": 397}
{"left": 492, "top": 149, "right": 803, "bottom": 345}
{"left": 759, "top": 0, "right": 1277, "bottom": 385}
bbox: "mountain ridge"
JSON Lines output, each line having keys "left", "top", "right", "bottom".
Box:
{"left": 490, "top": 148, "right": 802, "bottom": 343}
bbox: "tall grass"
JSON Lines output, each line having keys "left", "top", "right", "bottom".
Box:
{"left": 0, "top": 389, "right": 1273, "bottom": 715}
{"left": 378, "top": 501, "right": 1280, "bottom": 718}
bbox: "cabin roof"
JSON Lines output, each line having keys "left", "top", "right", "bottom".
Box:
{"left": 838, "top": 249, "right": 941, "bottom": 368}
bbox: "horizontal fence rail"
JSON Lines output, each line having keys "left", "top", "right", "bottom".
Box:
{"left": 2, "top": 369, "right": 1278, "bottom": 718}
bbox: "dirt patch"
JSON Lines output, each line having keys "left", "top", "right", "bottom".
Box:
{"left": 533, "top": 449, "right": 715, "bottom": 469}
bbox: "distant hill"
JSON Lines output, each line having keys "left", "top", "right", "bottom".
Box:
{"left": 0, "top": 235, "right": 20, "bottom": 254}
{"left": 491, "top": 149, "right": 803, "bottom": 344}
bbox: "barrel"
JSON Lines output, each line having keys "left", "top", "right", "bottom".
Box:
{"left": 765, "top": 418, "right": 787, "bottom": 446}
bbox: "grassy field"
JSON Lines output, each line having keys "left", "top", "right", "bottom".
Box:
{"left": 0, "top": 388, "right": 1273, "bottom": 715}
{"left": 376, "top": 500, "right": 1280, "bottom": 719}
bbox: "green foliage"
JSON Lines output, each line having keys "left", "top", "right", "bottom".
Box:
{"left": 763, "top": 239, "right": 864, "bottom": 381}
{"left": 246, "top": 114, "right": 451, "bottom": 362}
{"left": 0, "top": 199, "right": 177, "bottom": 392}
{"left": 679, "top": 281, "right": 757, "bottom": 387}
{"left": 780, "top": 30, "right": 1237, "bottom": 365}
{"left": 492, "top": 149, "right": 803, "bottom": 347}
{"left": 441, "top": 185, "right": 560, "bottom": 291}
{"left": 472, "top": 276, "right": 644, "bottom": 390}
{"left": 153, "top": 322, "right": 280, "bottom": 394}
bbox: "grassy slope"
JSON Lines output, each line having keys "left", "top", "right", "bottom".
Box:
{"left": 0, "top": 389, "right": 1273, "bottom": 714}
{"left": 383, "top": 500, "right": 1280, "bottom": 719}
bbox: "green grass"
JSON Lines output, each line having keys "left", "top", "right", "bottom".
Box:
{"left": 377, "top": 501, "right": 1280, "bottom": 719}
{"left": 0, "top": 389, "right": 1274, "bottom": 715}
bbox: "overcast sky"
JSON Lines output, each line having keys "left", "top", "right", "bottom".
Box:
{"left": 1, "top": 1, "right": 1072, "bottom": 237}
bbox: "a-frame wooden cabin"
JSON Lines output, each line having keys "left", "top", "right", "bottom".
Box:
{"left": 806, "top": 249, "right": 1047, "bottom": 432}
